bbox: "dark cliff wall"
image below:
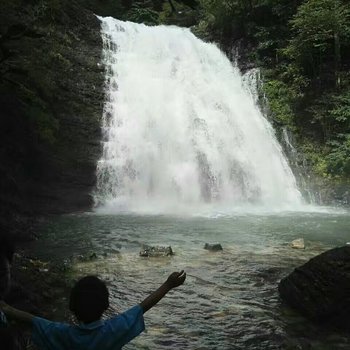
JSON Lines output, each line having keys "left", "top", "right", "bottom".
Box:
{"left": 0, "top": 1, "right": 105, "bottom": 235}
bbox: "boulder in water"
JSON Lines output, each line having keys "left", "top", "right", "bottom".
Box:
{"left": 291, "top": 238, "right": 305, "bottom": 249}
{"left": 139, "top": 245, "right": 174, "bottom": 257}
{"left": 76, "top": 252, "right": 98, "bottom": 262}
{"left": 204, "top": 243, "right": 223, "bottom": 252}
{"left": 278, "top": 246, "right": 350, "bottom": 330}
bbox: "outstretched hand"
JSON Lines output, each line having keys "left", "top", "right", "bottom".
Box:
{"left": 139, "top": 270, "right": 186, "bottom": 313}
{"left": 165, "top": 270, "right": 186, "bottom": 289}
{"left": 0, "top": 299, "right": 34, "bottom": 323}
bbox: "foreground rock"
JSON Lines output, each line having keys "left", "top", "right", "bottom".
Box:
{"left": 139, "top": 245, "right": 174, "bottom": 257}
{"left": 204, "top": 243, "right": 223, "bottom": 252}
{"left": 279, "top": 246, "right": 350, "bottom": 330}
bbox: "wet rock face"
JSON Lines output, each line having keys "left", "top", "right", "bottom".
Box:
{"left": 0, "top": 1, "right": 104, "bottom": 223}
{"left": 278, "top": 246, "right": 350, "bottom": 330}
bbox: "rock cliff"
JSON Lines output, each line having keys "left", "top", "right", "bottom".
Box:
{"left": 0, "top": 1, "right": 105, "bottom": 235}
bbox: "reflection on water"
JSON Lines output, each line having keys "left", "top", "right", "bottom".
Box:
{"left": 28, "top": 211, "right": 350, "bottom": 349}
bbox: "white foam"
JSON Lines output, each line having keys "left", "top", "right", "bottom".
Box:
{"left": 94, "top": 18, "right": 304, "bottom": 214}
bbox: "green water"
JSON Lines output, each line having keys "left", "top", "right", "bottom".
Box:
{"left": 29, "top": 210, "right": 350, "bottom": 349}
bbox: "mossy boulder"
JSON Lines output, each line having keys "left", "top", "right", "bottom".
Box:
{"left": 279, "top": 246, "right": 350, "bottom": 331}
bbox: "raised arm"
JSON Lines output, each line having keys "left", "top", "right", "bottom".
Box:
{"left": 139, "top": 270, "right": 186, "bottom": 314}
{"left": 0, "top": 300, "right": 34, "bottom": 324}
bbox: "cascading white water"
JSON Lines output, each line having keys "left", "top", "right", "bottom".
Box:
{"left": 94, "top": 17, "right": 303, "bottom": 214}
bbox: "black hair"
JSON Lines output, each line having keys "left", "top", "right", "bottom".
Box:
{"left": 69, "top": 276, "right": 109, "bottom": 324}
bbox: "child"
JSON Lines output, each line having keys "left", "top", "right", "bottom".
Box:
{"left": 0, "top": 270, "right": 186, "bottom": 349}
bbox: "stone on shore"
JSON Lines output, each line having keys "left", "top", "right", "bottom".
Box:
{"left": 139, "top": 245, "right": 174, "bottom": 257}
{"left": 278, "top": 246, "right": 350, "bottom": 330}
{"left": 204, "top": 243, "right": 223, "bottom": 252}
{"left": 291, "top": 238, "right": 305, "bottom": 249}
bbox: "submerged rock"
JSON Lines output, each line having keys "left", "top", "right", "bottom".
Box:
{"left": 204, "top": 243, "right": 223, "bottom": 252}
{"left": 279, "top": 246, "right": 350, "bottom": 330}
{"left": 291, "top": 238, "right": 305, "bottom": 249}
{"left": 139, "top": 245, "right": 174, "bottom": 257}
{"left": 76, "top": 252, "right": 98, "bottom": 262}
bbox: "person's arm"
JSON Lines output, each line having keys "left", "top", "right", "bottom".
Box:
{"left": 139, "top": 270, "right": 186, "bottom": 314}
{"left": 0, "top": 300, "right": 34, "bottom": 324}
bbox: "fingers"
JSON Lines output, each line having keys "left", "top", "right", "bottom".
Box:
{"left": 167, "top": 270, "right": 186, "bottom": 288}
{"left": 174, "top": 270, "right": 185, "bottom": 279}
{"left": 176, "top": 270, "right": 186, "bottom": 285}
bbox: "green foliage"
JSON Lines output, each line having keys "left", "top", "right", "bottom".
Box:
{"left": 301, "top": 142, "right": 330, "bottom": 178}
{"left": 196, "top": 0, "right": 350, "bottom": 180}
{"left": 263, "top": 79, "right": 297, "bottom": 126}
{"left": 196, "top": 0, "right": 248, "bottom": 37}
{"left": 195, "top": 0, "right": 300, "bottom": 43}
{"left": 262, "top": 65, "right": 307, "bottom": 127}
{"left": 287, "top": 0, "right": 350, "bottom": 53}
{"left": 158, "top": 2, "right": 176, "bottom": 24}
{"left": 125, "top": 3, "right": 160, "bottom": 25}
{"left": 297, "top": 88, "right": 349, "bottom": 144}
{"left": 326, "top": 135, "right": 350, "bottom": 176}
{"left": 159, "top": 1, "right": 199, "bottom": 26}
{"left": 284, "top": 0, "right": 350, "bottom": 79}
{"left": 329, "top": 91, "right": 350, "bottom": 125}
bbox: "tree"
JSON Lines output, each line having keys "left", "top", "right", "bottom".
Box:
{"left": 285, "top": 0, "right": 350, "bottom": 87}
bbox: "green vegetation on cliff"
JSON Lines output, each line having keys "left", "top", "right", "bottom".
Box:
{"left": 194, "top": 0, "right": 350, "bottom": 188}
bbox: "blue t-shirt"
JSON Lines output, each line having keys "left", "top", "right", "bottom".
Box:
{"left": 32, "top": 305, "right": 145, "bottom": 350}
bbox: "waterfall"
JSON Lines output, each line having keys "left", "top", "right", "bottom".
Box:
{"left": 94, "top": 17, "right": 303, "bottom": 214}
